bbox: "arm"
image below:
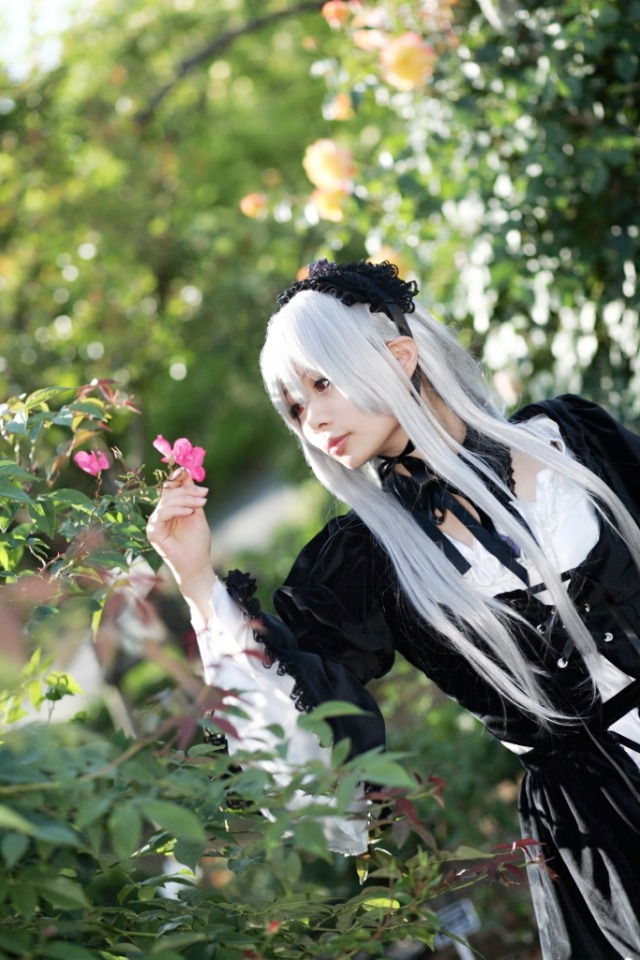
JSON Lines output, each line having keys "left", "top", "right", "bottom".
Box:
{"left": 146, "top": 472, "right": 370, "bottom": 854}
{"left": 145, "top": 469, "right": 216, "bottom": 632}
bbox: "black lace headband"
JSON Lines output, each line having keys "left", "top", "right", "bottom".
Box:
{"left": 275, "top": 258, "right": 421, "bottom": 390}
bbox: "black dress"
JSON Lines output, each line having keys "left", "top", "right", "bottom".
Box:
{"left": 229, "top": 395, "right": 640, "bottom": 960}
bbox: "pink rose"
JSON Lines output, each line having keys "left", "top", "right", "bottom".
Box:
{"left": 73, "top": 450, "right": 110, "bottom": 476}
{"left": 153, "top": 435, "right": 206, "bottom": 482}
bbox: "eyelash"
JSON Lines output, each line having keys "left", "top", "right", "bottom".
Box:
{"left": 288, "top": 379, "right": 331, "bottom": 420}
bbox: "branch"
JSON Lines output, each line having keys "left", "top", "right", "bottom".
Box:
{"left": 135, "top": 1, "right": 326, "bottom": 124}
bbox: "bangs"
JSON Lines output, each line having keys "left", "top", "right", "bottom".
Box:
{"left": 260, "top": 290, "right": 398, "bottom": 422}
{"left": 260, "top": 313, "right": 326, "bottom": 424}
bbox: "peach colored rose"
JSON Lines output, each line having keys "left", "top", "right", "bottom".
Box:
{"left": 239, "top": 192, "right": 267, "bottom": 218}
{"left": 310, "top": 188, "right": 347, "bottom": 221}
{"left": 324, "top": 92, "right": 355, "bottom": 121}
{"left": 380, "top": 32, "right": 436, "bottom": 90}
{"left": 352, "top": 28, "right": 388, "bottom": 51}
{"left": 368, "top": 246, "right": 411, "bottom": 280}
{"left": 321, "top": 1, "right": 350, "bottom": 28}
{"left": 302, "top": 139, "right": 356, "bottom": 191}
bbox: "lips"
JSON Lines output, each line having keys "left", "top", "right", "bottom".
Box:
{"left": 327, "top": 434, "right": 348, "bottom": 456}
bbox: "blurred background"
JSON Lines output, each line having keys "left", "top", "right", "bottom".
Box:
{"left": 1, "top": 1, "right": 638, "bottom": 956}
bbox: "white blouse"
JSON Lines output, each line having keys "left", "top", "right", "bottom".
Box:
{"left": 195, "top": 416, "right": 639, "bottom": 853}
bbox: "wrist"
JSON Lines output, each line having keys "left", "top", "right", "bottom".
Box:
{"left": 178, "top": 568, "right": 217, "bottom": 632}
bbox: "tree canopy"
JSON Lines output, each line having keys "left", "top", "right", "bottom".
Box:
{"left": 1, "top": 0, "right": 638, "bottom": 503}
{"left": 1, "top": 2, "right": 639, "bottom": 956}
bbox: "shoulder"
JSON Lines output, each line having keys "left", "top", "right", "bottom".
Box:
{"left": 282, "top": 510, "right": 383, "bottom": 587}
{"left": 511, "top": 393, "right": 640, "bottom": 509}
{"left": 510, "top": 393, "right": 639, "bottom": 447}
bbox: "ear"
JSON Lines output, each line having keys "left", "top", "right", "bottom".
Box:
{"left": 386, "top": 336, "right": 418, "bottom": 378}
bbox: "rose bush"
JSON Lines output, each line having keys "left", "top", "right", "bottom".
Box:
{"left": 0, "top": 382, "right": 533, "bottom": 958}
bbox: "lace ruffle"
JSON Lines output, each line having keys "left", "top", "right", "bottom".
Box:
{"left": 222, "top": 569, "right": 314, "bottom": 714}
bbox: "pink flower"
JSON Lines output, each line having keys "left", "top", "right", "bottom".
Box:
{"left": 74, "top": 450, "right": 110, "bottom": 476}
{"left": 153, "top": 435, "right": 206, "bottom": 482}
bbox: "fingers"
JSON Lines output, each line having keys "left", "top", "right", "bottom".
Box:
{"left": 147, "top": 481, "right": 209, "bottom": 539}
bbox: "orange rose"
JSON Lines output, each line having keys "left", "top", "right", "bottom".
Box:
{"left": 380, "top": 32, "right": 436, "bottom": 90}
{"left": 302, "top": 139, "right": 356, "bottom": 191}
{"left": 239, "top": 192, "right": 267, "bottom": 218}
{"left": 324, "top": 92, "right": 355, "bottom": 121}
{"left": 321, "top": 1, "right": 350, "bottom": 28}
{"left": 310, "top": 188, "right": 348, "bottom": 221}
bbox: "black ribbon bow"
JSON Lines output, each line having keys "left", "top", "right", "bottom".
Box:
{"left": 378, "top": 439, "right": 530, "bottom": 585}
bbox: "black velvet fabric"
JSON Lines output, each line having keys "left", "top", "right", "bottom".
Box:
{"left": 247, "top": 395, "right": 640, "bottom": 959}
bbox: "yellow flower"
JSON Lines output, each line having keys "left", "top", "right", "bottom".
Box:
{"left": 380, "top": 32, "right": 436, "bottom": 90}
{"left": 239, "top": 192, "right": 267, "bottom": 218}
{"left": 310, "top": 188, "right": 347, "bottom": 221}
{"left": 302, "top": 139, "right": 356, "bottom": 191}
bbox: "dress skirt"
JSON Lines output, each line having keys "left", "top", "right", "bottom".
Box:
{"left": 519, "top": 735, "right": 640, "bottom": 959}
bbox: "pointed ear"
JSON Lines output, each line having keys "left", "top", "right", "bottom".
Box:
{"left": 387, "top": 336, "right": 418, "bottom": 377}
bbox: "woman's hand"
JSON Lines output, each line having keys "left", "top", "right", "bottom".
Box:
{"left": 146, "top": 469, "right": 214, "bottom": 607}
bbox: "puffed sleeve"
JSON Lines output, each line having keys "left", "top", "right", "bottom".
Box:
{"left": 262, "top": 512, "right": 396, "bottom": 757}
{"left": 195, "top": 512, "right": 397, "bottom": 855}
{"left": 196, "top": 578, "right": 370, "bottom": 854}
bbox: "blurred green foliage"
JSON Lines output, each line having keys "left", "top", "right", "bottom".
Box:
{"left": 1, "top": 0, "right": 639, "bottom": 955}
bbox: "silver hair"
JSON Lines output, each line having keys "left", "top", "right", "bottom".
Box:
{"left": 260, "top": 289, "right": 640, "bottom": 723}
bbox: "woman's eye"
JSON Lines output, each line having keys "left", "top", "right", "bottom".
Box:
{"left": 313, "top": 378, "right": 330, "bottom": 393}
{"left": 290, "top": 402, "right": 304, "bottom": 420}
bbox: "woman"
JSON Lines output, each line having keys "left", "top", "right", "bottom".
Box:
{"left": 147, "top": 259, "right": 640, "bottom": 959}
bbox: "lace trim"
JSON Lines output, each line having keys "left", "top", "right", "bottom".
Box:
{"left": 222, "top": 569, "right": 314, "bottom": 714}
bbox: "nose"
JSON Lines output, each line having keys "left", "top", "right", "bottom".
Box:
{"left": 305, "top": 394, "right": 331, "bottom": 433}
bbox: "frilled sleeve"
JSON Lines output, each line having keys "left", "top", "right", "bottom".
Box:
{"left": 195, "top": 577, "right": 371, "bottom": 855}
{"left": 233, "top": 512, "right": 396, "bottom": 759}
{"left": 194, "top": 513, "right": 397, "bottom": 855}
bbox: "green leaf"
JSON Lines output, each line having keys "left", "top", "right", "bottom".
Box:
{"left": 1, "top": 832, "right": 29, "bottom": 868}
{"left": 143, "top": 801, "right": 206, "bottom": 843}
{"left": 38, "top": 942, "right": 100, "bottom": 960}
{"left": 0, "top": 461, "right": 33, "bottom": 481}
{"left": 109, "top": 804, "right": 143, "bottom": 860}
{"left": 9, "top": 883, "right": 37, "bottom": 921}
{"left": 0, "top": 482, "right": 33, "bottom": 506}
{"left": 23, "top": 386, "right": 74, "bottom": 409}
{"left": 27, "top": 814, "right": 80, "bottom": 846}
{"left": 0, "top": 806, "right": 36, "bottom": 836}
{"left": 352, "top": 754, "right": 417, "bottom": 790}
{"left": 269, "top": 847, "right": 302, "bottom": 887}
{"left": 0, "top": 930, "right": 32, "bottom": 955}
{"left": 301, "top": 700, "right": 367, "bottom": 721}
{"left": 35, "top": 875, "right": 90, "bottom": 910}
{"left": 51, "top": 489, "right": 96, "bottom": 510}
{"left": 68, "top": 399, "right": 107, "bottom": 418}
{"left": 360, "top": 894, "right": 401, "bottom": 911}
{"left": 28, "top": 498, "right": 57, "bottom": 538}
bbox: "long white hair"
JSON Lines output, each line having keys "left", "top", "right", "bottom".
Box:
{"left": 260, "top": 289, "right": 640, "bottom": 723}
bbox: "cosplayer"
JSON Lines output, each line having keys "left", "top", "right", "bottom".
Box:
{"left": 147, "top": 260, "right": 640, "bottom": 959}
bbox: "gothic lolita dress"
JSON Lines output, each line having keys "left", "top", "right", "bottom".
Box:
{"left": 197, "top": 396, "right": 640, "bottom": 960}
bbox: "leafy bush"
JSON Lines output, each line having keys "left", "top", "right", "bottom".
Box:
{"left": 0, "top": 387, "right": 535, "bottom": 958}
